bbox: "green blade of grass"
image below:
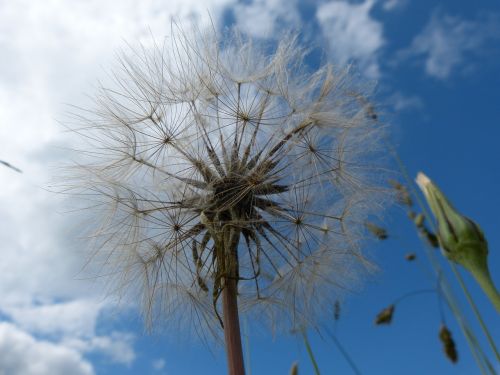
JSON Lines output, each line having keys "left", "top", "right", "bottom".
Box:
{"left": 301, "top": 329, "right": 321, "bottom": 375}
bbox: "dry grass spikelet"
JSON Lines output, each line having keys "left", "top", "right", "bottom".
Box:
{"left": 375, "top": 304, "right": 395, "bottom": 325}
{"left": 439, "top": 325, "right": 458, "bottom": 363}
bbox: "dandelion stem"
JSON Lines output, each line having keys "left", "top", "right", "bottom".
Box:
{"left": 220, "top": 231, "right": 245, "bottom": 375}
{"left": 222, "top": 276, "right": 245, "bottom": 375}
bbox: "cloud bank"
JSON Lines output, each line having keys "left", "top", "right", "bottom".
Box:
{"left": 401, "top": 11, "right": 500, "bottom": 79}
{"left": 316, "top": 0, "right": 385, "bottom": 79}
{"left": 0, "top": 0, "right": 235, "bottom": 373}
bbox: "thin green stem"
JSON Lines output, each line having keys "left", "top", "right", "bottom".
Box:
{"left": 243, "top": 317, "right": 252, "bottom": 375}
{"left": 301, "top": 329, "right": 321, "bottom": 375}
{"left": 385, "top": 140, "right": 494, "bottom": 372}
{"left": 469, "top": 264, "right": 500, "bottom": 314}
{"left": 451, "top": 264, "right": 500, "bottom": 361}
{"left": 392, "top": 289, "right": 436, "bottom": 305}
{"left": 323, "top": 327, "right": 362, "bottom": 375}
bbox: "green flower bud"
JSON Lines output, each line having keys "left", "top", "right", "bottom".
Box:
{"left": 416, "top": 172, "right": 500, "bottom": 313}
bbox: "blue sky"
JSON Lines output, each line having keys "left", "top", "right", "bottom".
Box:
{"left": 0, "top": 0, "right": 499, "bottom": 374}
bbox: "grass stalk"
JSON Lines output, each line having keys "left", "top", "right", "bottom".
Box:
{"left": 450, "top": 264, "right": 500, "bottom": 361}
{"left": 301, "top": 329, "right": 321, "bottom": 375}
{"left": 387, "top": 142, "right": 495, "bottom": 372}
{"left": 324, "top": 327, "right": 362, "bottom": 375}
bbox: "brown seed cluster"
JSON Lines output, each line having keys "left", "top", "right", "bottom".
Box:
{"left": 439, "top": 325, "right": 458, "bottom": 363}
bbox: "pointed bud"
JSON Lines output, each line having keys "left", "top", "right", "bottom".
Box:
{"left": 416, "top": 172, "right": 487, "bottom": 265}
{"left": 289, "top": 362, "right": 298, "bottom": 375}
{"left": 416, "top": 172, "right": 500, "bottom": 312}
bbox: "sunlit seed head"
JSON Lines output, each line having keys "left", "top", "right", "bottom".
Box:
{"left": 65, "top": 23, "right": 389, "bottom": 340}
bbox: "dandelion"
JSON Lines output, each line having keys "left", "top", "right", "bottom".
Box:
{"left": 65, "top": 25, "right": 387, "bottom": 374}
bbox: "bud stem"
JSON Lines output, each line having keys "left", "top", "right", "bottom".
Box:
{"left": 468, "top": 261, "right": 500, "bottom": 313}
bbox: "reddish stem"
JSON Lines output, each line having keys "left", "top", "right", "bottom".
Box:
{"left": 222, "top": 277, "right": 245, "bottom": 375}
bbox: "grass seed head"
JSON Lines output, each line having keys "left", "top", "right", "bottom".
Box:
{"left": 439, "top": 325, "right": 458, "bottom": 363}
{"left": 375, "top": 304, "right": 395, "bottom": 325}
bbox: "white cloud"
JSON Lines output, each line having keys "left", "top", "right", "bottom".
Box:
{"left": 4, "top": 300, "right": 102, "bottom": 338}
{"left": 382, "top": 0, "right": 407, "bottom": 11}
{"left": 152, "top": 358, "right": 166, "bottom": 370}
{"left": 0, "top": 322, "right": 94, "bottom": 375}
{"left": 233, "top": 0, "right": 301, "bottom": 39}
{"left": 0, "top": 0, "right": 235, "bottom": 372}
{"left": 401, "top": 11, "right": 500, "bottom": 79}
{"left": 316, "top": 0, "right": 385, "bottom": 78}
{"left": 64, "top": 333, "right": 136, "bottom": 366}
{"left": 389, "top": 92, "right": 424, "bottom": 112}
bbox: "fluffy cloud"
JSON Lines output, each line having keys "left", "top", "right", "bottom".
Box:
{"left": 400, "top": 11, "right": 500, "bottom": 79}
{"left": 389, "top": 92, "right": 423, "bottom": 112}
{"left": 382, "top": 0, "right": 408, "bottom": 11}
{"left": 0, "top": 323, "right": 93, "bottom": 375}
{"left": 0, "top": 0, "right": 234, "bottom": 373}
{"left": 152, "top": 358, "right": 166, "bottom": 370}
{"left": 316, "top": 0, "right": 385, "bottom": 78}
{"left": 64, "top": 333, "right": 136, "bottom": 366}
{"left": 232, "top": 0, "right": 301, "bottom": 38}
{"left": 3, "top": 300, "right": 101, "bottom": 338}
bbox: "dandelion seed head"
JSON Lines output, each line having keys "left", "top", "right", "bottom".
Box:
{"left": 65, "top": 24, "right": 388, "bottom": 341}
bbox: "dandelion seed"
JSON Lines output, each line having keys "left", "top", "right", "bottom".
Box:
{"left": 0, "top": 159, "right": 22, "bottom": 173}
{"left": 64, "top": 24, "right": 387, "bottom": 374}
